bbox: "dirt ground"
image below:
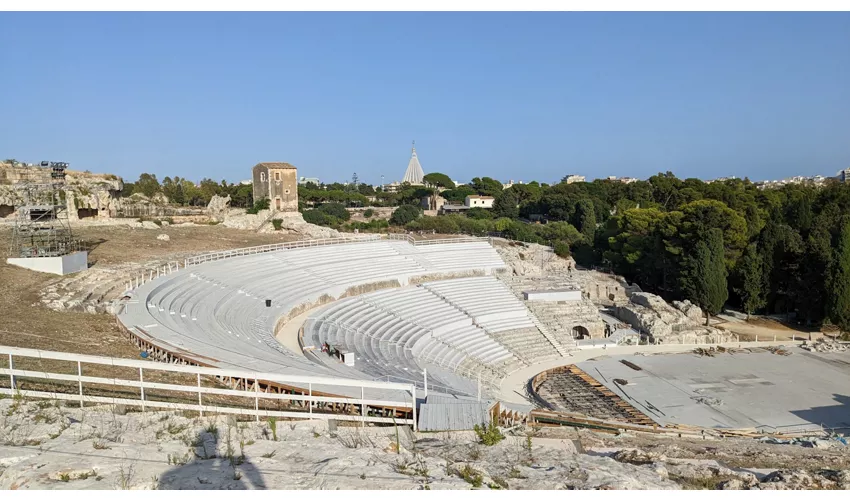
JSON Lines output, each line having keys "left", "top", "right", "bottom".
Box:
{"left": 0, "top": 224, "right": 298, "bottom": 358}
{"left": 715, "top": 317, "right": 819, "bottom": 342}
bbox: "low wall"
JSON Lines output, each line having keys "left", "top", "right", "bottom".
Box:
{"left": 524, "top": 289, "right": 582, "bottom": 302}
{"left": 7, "top": 251, "right": 88, "bottom": 275}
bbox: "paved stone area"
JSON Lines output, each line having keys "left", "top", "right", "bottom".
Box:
{"left": 577, "top": 347, "right": 850, "bottom": 431}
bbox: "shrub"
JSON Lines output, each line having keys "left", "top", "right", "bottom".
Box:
{"left": 317, "top": 202, "right": 350, "bottom": 221}
{"left": 363, "top": 208, "right": 374, "bottom": 218}
{"left": 247, "top": 198, "right": 270, "bottom": 215}
{"left": 303, "top": 209, "right": 338, "bottom": 227}
{"left": 554, "top": 241, "right": 571, "bottom": 258}
{"left": 466, "top": 207, "right": 493, "bottom": 220}
{"left": 457, "top": 464, "right": 483, "bottom": 487}
{"left": 390, "top": 205, "right": 421, "bottom": 226}
{"left": 271, "top": 219, "right": 283, "bottom": 231}
{"left": 473, "top": 421, "right": 505, "bottom": 446}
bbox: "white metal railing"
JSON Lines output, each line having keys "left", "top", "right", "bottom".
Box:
{"left": 0, "top": 345, "right": 416, "bottom": 429}
{"left": 413, "top": 236, "right": 484, "bottom": 246}
{"left": 386, "top": 234, "right": 485, "bottom": 246}
{"left": 124, "top": 261, "right": 182, "bottom": 292}
{"left": 183, "top": 235, "right": 381, "bottom": 267}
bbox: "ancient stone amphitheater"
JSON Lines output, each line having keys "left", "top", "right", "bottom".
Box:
{"left": 117, "top": 235, "right": 600, "bottom": 429}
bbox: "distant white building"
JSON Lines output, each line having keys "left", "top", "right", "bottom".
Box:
{"left": 502, "top": 179, "right": 525, "bottom": 189}
{"left": 465, "top": 195, "right": 495, "bottom": 209}
{"left": 298, "top": 176, "right": 320, "bottom": 186}
{"left": 563, "top": 174, "right": 585, "bottom": 184}
{"left": 606, "top": 176, "right": 638, "bottom": 184}
{"left": 838, "top": 169, "right": 850, "bottom": 183}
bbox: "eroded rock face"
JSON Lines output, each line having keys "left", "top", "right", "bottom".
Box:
{"left": 222, "top": 208, "right": 341, "bottom": 239}
{"left": 757, "top": 469, "right": 840, "bottom": 490}
{"left": 206, "top": 195, "right": 231, "bottom": 222}
{"left": 614, "top": 292, "right": 725, "bottom": 342}
{"left": 0, "top": 399, "right": 680, "bottom": 490}
{"left": 0, "top": 163, "right": 123, "bottom": 220}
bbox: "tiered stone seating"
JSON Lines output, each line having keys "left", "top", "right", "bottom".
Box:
{"left": 118, "top": 239, "right": 508, "bottom": 401}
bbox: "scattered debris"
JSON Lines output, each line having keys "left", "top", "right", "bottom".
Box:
{"left": 691, "top": 396, "right": 723, "bottom": 407}
{"left": 620, "top": 360, "right": 643, "bottom": 371}
{"left": 765, "top": 346, "right": 792, "bottom": 356}
{"left": 801, "top": 337, "right": 849, "bottom": 353}
{"left": 613, "top": 378, "right": 629, "bottom": 386}
{"left": 156, "top": 234, "right": 170, "bottom": 241}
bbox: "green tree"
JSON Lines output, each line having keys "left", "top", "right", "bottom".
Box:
{"left": 470, "top": 177, "right": 503, "bottom": 197}
{"left": 680, "top": 228, "right": 728, "bottom": 325}
{"left": 466, "top": 207, "right": 493, "bottom": 220}
{"left": 492, "top": 189, "right": 519, "bottom": 219}
{"left": 827, "top": 221, "right": 850, "bottom": 335}
{"left": 423, "top": 172, "right": 455, "bottom": 189}
{"left": 733, "top": 243, "right": 767, "bottom": 319}
{"left": 441, "top": 185, "right": 476, "bottom": 203}
{"left": 133, "top": 173, "right": 161, "bottom": 198}
{"left": 390, "top": 205, "right": 421, "bottom": 226}
{"left": 575, "top": 199, "right": 597, "bottom": 243}
{"left": 317, "top": 202, "right": 350, "bottom": 221}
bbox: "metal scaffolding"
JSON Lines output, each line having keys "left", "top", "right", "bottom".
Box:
{"left": 9, "top": 161, "right": 80, "bottom": 258}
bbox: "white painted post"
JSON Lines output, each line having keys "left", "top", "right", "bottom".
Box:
{"left": 412, "top": 385, "right": 417, "bottom": 432}
{"left": 756, "top": 335, "right": 759, "bottom": 343}
{"left": 423, "top": 368, "right": 428, "bottom": 399}
{"left": 139, "top": 367, "right": 145, "bottom": 412}
{"left": 197, "top": 373, "right": 203, "bottom": 416}
{"left": 156, "top": 268, "right": 160, "bottom": 279}
{"left": 148, "top": 270, "right": 153, "bottom": 282}
{"left": 254, "top": 380, "right": 260, "bottom": 422}
{"left": 77, "top": 361, "right": 83, "bottom": 408}
{"left": 774, "top": 335, "right": 777, "bottom": 342}
{"left": 361, "top": 386, "right": 366, "bottom": 428}
{"left": 8, "top": 354, "right": 15, "bottom": 391}
{"left": 477, "top": 374, "right": 481, "bottom": 402}
{"left": 309, "top": 383, "right": 313, "bottom": 415}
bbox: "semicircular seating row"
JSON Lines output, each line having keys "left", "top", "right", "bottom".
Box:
{"left": 118, "top": 240, "right": 507, "bottom": 400}
{"left": 303, "top": 276, "right": 552, "bottom": 397}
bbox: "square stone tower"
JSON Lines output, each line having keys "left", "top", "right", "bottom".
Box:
{"left": 252, "top": 162, "right": 298, "bottom": 212}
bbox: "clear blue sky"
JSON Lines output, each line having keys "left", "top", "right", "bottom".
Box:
{"left": 1, "top": 12, "right": 849, "bottom": 185}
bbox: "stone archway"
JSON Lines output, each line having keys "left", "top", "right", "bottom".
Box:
{"left": 572, "top": 325, "right": 590, "bottom": 339}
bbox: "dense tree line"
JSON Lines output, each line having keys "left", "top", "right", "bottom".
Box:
{"left": 483, "top": 172, "right": 850, "bottom": 332}
{"left": 122, "top": 173, "right": 254, "bottom": 208}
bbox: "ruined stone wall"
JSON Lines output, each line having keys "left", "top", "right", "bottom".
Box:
{"left": 0, "top": 163, "right": 123, "bottom": 220}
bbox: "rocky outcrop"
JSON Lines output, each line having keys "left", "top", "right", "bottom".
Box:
{"left": 493, "top": 240, "right": 575, "bottom": 277}
{"left": 0, "top": 162, "right": 123, "bottom": 219}
{"left": 0, "top": 399, "right": 680, "bottom": 490}
{"left": 223, "top": 208, "right": 341, "bottom": 239}
{"left": 673, "top": 300, "right": 704, "bottom": 323}
{"left": 801, "top": 337, "right": 849, "bottom": 353}
{"left": 614, "top": 292, "right": 724, "bottom": 341}
{"left": 206, "top": 194, "right": 231, "bottom": 222}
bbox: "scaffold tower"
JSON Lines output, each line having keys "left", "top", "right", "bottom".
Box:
{"left": 9, "top": 161, "right": 79, "bottom": 258}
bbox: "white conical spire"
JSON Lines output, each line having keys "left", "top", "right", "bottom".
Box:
{"left": 402, "top": 141, "right": 425, "bottom": 185}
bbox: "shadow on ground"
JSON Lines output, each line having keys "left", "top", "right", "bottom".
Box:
{"left": 157, "top": 427, "right": 266, "bottom": 490}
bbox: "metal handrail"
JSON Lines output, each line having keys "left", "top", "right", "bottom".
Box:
{"left": 0, "top": 344, "right": 416, "bottom": 428}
